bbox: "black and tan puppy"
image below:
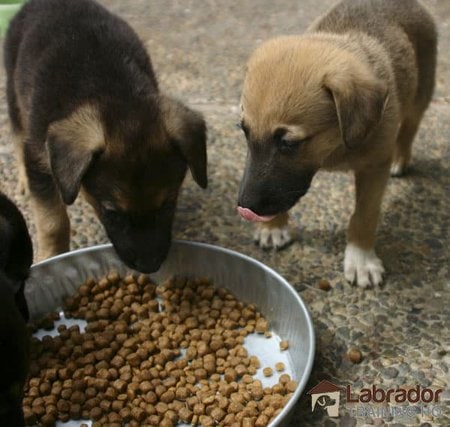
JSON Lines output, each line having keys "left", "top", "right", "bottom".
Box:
{"left": 0, "top": 193, "right": 32, "bottom": 426}
{"left": 237, "top": 0, "right": 436, "bottom": 287}
{"left": 4, "top": 0, "right": 207, "bottom": 272}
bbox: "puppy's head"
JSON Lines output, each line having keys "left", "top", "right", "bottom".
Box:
{"left": 47, "top": 96, "right": 207, "bottom": 273}
{"left": 238, "top": 36, "right": 387, "bottom": 216}
{"left": 0, "top": 277, "right": 29, "bottom": 427}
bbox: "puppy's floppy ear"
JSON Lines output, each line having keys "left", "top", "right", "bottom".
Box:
{"left": 160, "top": 95, "right": 208, "bottom": 189}
{"left": 47, "top": 104, "right": 105, "bottom": 204}
{"left": 324, "top": 68, "right": 388, "bottom": 149}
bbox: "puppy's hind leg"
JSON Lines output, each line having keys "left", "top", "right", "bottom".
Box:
{"left": 345, "top": 165, "right": 390, "bottom": 287}
{"left": 254, "top": 212, "right": 293, "bottom": 250}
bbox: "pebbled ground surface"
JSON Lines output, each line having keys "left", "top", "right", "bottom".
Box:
{"left": 0, "top": 1, "right": 448, "bottom": 426}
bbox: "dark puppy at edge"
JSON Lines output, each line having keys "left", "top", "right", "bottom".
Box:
{"left": 237, "top": 0, "right": 436, "bottom": 287}
{"left": 0, "top": 193, "right": 32, "bottom": 426}
{"left": 5, "top": 0, "right": 207, "bottom": 272}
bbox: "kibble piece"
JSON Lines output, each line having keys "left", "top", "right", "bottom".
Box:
{"left": 199, "top": 415, "right": 214, "bottom": 426}
{"left": 210, "top": 407, "right": 226, "bottom": 422}
{"left": 178, "top": 406, "right": 193, "bottom": 423}
{"left": 131, "top": 407, "right": 146, "bottom": 422}
{"left": 347, "top": 348, "right": 363, "bottom": 364}
{"left": 318, "top": 278, "right": 331, "bottom": 291}
{"left": 193, "top": 402, "right": 205, "bottom": 416}
{"left": 228, "top": 401, "right": 244, "bottom": 414}
{"left": 255, "top": 318, "right": 268, "bottom": 333}
{"left": 275, "top": 362, "right": 285, "bottom": 372}
{"left": 255, "top": 413, "right": 269, "bottom": 427}
{"left": 263, "top": 367, "right": 273, "bottom": 377}
{"left": 279, "top": 340, "right": 289, "bottom": 351}
{"left": 89, "top": 407, "right": 102, "bottom": 420}
{"left": 224, "top": 367, "right": 238, "bottom": 383}
{"left": 276, "top": 376, "right": 289, "bottom": 390}
{"left": 286, "top": 380, "right": 299, "bottom": 393}
{"left": 160, "top": 389, "right": 175, "bottom": 403}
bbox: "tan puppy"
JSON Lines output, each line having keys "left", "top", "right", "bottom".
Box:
{"left": 237, "top": 0, "right": 436, "bottom": 287}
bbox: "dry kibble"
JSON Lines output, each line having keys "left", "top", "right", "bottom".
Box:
{"left": 25, "top": 273, "right": 297, "bottom": 426}
{"left": 279, "top": 340, "right": 290, "bottom": 351}
{"left": 286, "top": 380, "right": 299, "bottom": 393}
{"left": 275, "top": 362, "right": 285, "bottom": 372}
{"left": 263, "top": 367, "right": 273, "bottom": 377}
{"left": 178, "top": 406, "right": 193, "bottom": 423}
{"left": 318, "top": 278, "right": 331, "bottom": 291}
{"left": 255, "top": 318, "right": 268, "bottom": 333}
{"left": 255, "top": 413, "right": 269, "bottom": 427}
{"left": 279, "top": 373, "right": 291, "bottom": 385}
{"left": 347, "top": 348, "right": 363, "bottom": 364}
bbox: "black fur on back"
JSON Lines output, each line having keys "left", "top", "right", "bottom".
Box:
{"left": 4, "top": 0, "right": 159, "bottom": 142}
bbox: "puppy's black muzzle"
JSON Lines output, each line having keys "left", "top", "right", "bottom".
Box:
{"left": 101, "top": 209, "right": 174, "bottom": 273}
{"left": 113, "top": 236, "right": 171, "bottom": 274}
{"left": 238, "top": 158, "right": 315, "bottom": 216}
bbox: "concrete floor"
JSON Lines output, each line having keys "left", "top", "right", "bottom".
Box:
{"left": 0, "top": 0, "right": 449, "bottom": 426}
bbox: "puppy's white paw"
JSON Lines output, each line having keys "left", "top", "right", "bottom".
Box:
{"left": 254, "top": 225, "right": 292, "bottom": 250}
{"left": 344, "top": 243, "right": 385, "bottom": 287}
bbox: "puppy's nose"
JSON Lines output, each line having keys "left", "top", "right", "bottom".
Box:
{"left": 237, "top": 207, "right": 276, "bottom": 222}
{"left": 134, "top": 257, "right": 165, "bottom": 274}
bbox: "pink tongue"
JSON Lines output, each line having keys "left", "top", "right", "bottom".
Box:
{"left": 237, "top": 207, "right": 276, "bottom": 223}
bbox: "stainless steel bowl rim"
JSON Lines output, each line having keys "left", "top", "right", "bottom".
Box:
{"left": 31, "top": 240, "right": 315, "bottom": 426}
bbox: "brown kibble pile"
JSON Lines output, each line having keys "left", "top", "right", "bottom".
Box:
{"left": 24, "top": 274, "right": 298, "bottom": 426}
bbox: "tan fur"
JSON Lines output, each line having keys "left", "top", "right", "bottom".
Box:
{"left": 257, "top": 212, "right": 289, "bottom": 230}
{"left": 240, "top": 0, "right": 436, "bottom": 285}
{"left": 30, "top": 194, "right": 70, "bottom": 260}
{"left": 24, "top": 104, "right": 105, "bottom": 258}
{"left": 47, "top": 104, "right": 105, "bottom": 156}
{"left": 24, "top": 96, "right": 206, "bottom": 261}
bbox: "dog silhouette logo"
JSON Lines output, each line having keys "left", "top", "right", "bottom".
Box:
{"left": 307, "top": 380, "right": 342, "bottom": 417}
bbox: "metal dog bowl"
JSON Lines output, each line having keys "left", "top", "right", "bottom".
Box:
{"left": 26, "top": 241, "right": 315, "bottom": 426}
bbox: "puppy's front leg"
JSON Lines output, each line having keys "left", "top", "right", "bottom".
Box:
{"left": 30, "top": 193, "right": 70, "bottom": 261}
{"left": 26, "top": 164, "right": 70, "bottom": 260}
{"left": 254, "top": 212, "right": 292, "bottom": 250}
{"left": 345, "top": 165, "right": 390, "bottom": 287}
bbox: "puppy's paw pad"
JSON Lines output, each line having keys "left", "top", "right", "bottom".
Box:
{"left": 344, "top": 244, "right": 385, "bottom": 288}
{"left": 254, "top": 226, "right": 292, "bottom": 250}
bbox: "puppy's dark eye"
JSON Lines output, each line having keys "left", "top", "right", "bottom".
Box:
{"left": 274, "top": 128, "right": 310, "bottom": 154}
{"left": 101, "top": 201, "right": 118, "bottom": 213}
